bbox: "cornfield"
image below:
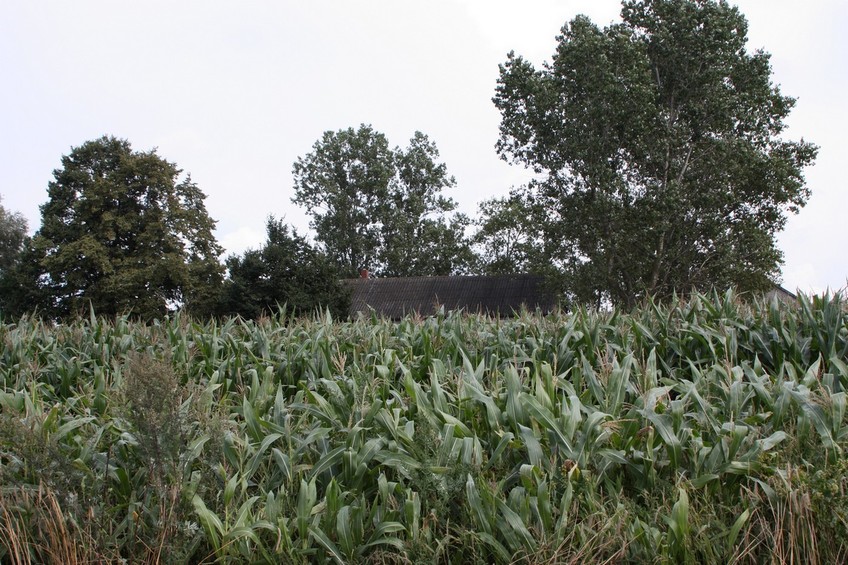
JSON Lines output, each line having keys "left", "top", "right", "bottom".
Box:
{"left": 1, "top": 290, "right": 847, "bottom": 563}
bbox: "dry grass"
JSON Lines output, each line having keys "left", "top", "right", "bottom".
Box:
{"left": 0, "top": 485, "right": 99, "bottom": 565}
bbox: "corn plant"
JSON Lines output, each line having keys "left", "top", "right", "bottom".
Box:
{"left": 1, "top": 291, "right": 846, "bottom": 563}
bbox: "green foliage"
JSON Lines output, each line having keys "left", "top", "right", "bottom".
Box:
{"left": 379, "top": 131, "right": 475, "bottom": 277}
{"left": 0, "top": 243, "right": 49, "bottom": 320}
{"left": 0, "top": 195, "right": 27, "bottom": 274}
{"left": 220, "top": 217, "right": 351, "bottom": 319}
{"left": 11, "top": 136, "right": 224, "bottom": 320}
{"left": 490, "top": 0, "right": 817, "bottom": 307}
{"left": 473, "top": 192, "right": 543, "bottom": 275}
{"left": 0, "top": 349, "right": 208, "bottom": 563}
{"left": 0, "top": 195, "right": 32, "bottom": 318}
{"left": 1, "top": 290, "right": 846, "bottom": 562}
{"left": 292, "top": 125, "right": 473, "bottom": 277}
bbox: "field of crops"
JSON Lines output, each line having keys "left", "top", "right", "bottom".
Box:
{"left": 1, "top": 290, "right": 847, "bottom": 563}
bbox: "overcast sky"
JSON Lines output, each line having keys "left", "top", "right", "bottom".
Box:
{"left": 2, "top": 1, "right": 844, "bottom": 294}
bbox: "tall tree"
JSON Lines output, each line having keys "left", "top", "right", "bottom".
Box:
{"left": 473, "top": 191, "right": 543, "bottom": 275}
{"left": 292, "top": 125, "right": 472, "bottom": 277}
{"left": 379, "top": 132, "right": 474, "bottom": 276}
{"left": 491, "top": 0, "right": 817, "bottom": 307}
{"left": 0, "top": 195, "right": 28, "bottom": 274}
{"left": 292, "top": 125, "right": 394, "bottom": 277}
{"left": 0, "top": 196, "right": 33, "bottom": 318}
{"left": 21, "top": 136, "right": 223, "bottom": 319}
{"left": 219, "top": 217, "right": 350, "bottom": 319}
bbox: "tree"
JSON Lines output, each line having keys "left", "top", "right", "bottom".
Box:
{"left": 20, "top": 136, "right": 224, "bottom": 319}
{"left": 0, "top": 195, "right": 28, "bottom": 274}
{"left": 378, "top": 131, "right": 475, "bottom": 277}
{"left": 219, "top": 217, "right": 350, "bottom": 319}
{"left": 491, "top": 0, "right": 817, "bottom": 307}
{"left": 0, "top": 196, "right": 33, "bottom": 317}
{"left": 473, "top": 191, "right": 542, "bottom": 275}
{"left": 292, "top": 125, "right": 473, "bottom": 277}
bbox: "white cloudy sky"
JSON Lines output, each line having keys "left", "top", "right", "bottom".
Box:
{"left": 1, "top": 1, "right": 844, "bottom": 294}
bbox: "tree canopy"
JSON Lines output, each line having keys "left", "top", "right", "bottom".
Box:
{"left": 18, "top": 136, "right": 224, "bottom": 319}
{"left": 219, "top": 217, "right": 350, "bottom": 319}
{"left": 473, "top": 192, "right": 543, "bottom": 276}
{"left": 490, "top": 0, "right": 817, "bottom": 307}
{"left": 0, "top": 195, "right": 28, "bottom": 274}
{"left": 292, "top": 125, "right": 473, "bottom": 277}
{"left": 0, "top": 196, "right": 32, "bottom": 317}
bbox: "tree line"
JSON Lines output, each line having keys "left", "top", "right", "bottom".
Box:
{"left": 0, "top": 0, "right": 816, "bottom": 321}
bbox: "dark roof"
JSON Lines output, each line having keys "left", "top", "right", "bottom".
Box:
{"left": 344, "top": 274, "right": 556, "bottom": 319}
{"left": 766, "top": 285, "right": 797, "bottom": 302}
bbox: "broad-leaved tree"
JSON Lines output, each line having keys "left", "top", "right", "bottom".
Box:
{"left": 491, "top": 0, "right": 817, "bottom": 307}
{"left": 219, "top": 217, "right": 350, "bottom": 319}
{"left": 293, "top": 125, "right": 473, "bottom": 277}
{"left": 21, "top": 136, "right": 223, "bottom": 319}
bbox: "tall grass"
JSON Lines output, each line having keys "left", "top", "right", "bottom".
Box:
{"left": 1, "top": 290, "right": 846, "bottom": 563}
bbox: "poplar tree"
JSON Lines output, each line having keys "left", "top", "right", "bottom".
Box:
{"left": 489, "top": 0, "right": 817, "bottom": 306}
